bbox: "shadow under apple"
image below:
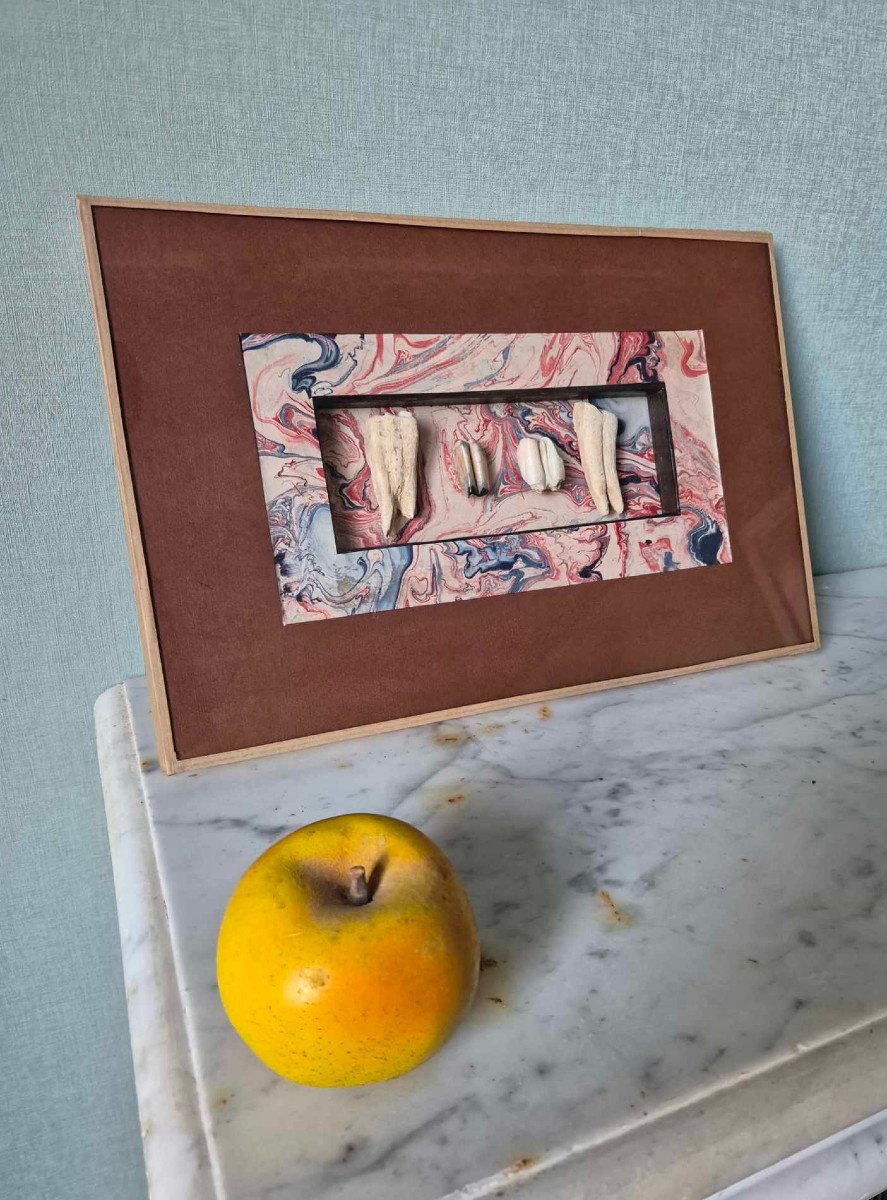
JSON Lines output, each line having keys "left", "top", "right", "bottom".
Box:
{"left": 428, "top": 803, "right": 567, "bottom": 1015}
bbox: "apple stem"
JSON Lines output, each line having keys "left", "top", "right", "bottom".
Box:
{"left": 347, "top": 865, "right": 369, "bottom": 906}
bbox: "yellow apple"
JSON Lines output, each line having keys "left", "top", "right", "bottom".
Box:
{"left": 216, "top": 813, "right": 479, "bottom": 1087}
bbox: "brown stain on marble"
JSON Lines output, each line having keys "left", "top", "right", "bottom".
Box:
{"left": 539, "top": 704, "right": 552, "bottom": 720}
{"left": 480, "top": 955, "right": 499, "bottom": 971}
{"left": 480, "top": 722, "right": 505, "bottom": 735}
{"left": 597, "top": 888, "right": 634, "bottom": 927}
{"left": 421, "top": 783, "right": 471, "bottom": 809}
{"left": 505, "top": 1155, "right": 539, "bottom": 1175}
{"left": 433, "top": 727, "right": 468, "bottom": 747}
{"left": 211, "top": 1088, "right": 235, "bottom": 1110}
{"left": 488, "top": 995, "right": 505, "bottom": 1005}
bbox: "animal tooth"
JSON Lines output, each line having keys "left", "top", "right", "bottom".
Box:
{"left": 538, "top": 437, "right": 565, "bottom": 490}
{"left": 365, "top": 412, "right": 420, "bottom": 537}
{"left": 365, "top": 417, "right": 395, "bottom": 536}
{"left": 518, "top": 436, "right": 565, "bottom": 492}
{"left": 468, "top": 442, "right": 491, "bottom": 495}
{"left": 454, "top": 440, "right": 492, "bottom": 497}
{"left": 396, "top": 414, "right": 419, "bottom": 521}
{"left": 573, "top": 402, "right": 610, "bottom": 514}
{"left": 454, "top": 440, "right": 476, "bottom": 495}
{"left": 517, "top": 437, "right": 546, "bottom": 492}
{"left": 601, "top": 409, "right": 624, "bottom": 514}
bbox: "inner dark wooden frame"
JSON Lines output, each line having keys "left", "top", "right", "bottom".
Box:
{"left": 77, "top": 197, "right": 818, "bottom": 774}
{"left": 314, "top": 381, "right": 680, "bottom": 554}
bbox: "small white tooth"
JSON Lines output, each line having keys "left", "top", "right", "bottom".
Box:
{"left": 573, "top": 402, "right": 610, "bottom": 514}
{"left": 538, "top": 437, "right": 565, "bottom": 490}
{"left": 454, "top": 440, "right": 476, "bottom": 495}
{"left": 365, "top": 412, "right": 420, "bottom": 536}
{"left": 517, "top": 437, "right": 546, "bottom": 492}
{"left": 601, "top": 409, "right": 624, "bottom": 514}
{"left": 469, "top": 442, "right": 491, "bottom": 495}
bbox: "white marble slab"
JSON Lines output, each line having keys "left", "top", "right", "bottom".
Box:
{"left": 96, "top": 568, "right": 887, "bottom": 1200}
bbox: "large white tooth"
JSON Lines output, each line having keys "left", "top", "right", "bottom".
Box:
{"left": 601, "top": 409, "right": 624, "bottom": 514}
{"left": 517, "top": 437, "right": 546, "bottom": 492}
{"left": 573, "top": 402, "right": 610, "bottom": 514}
{"left": 538, "top": 437, "right": 565, "bottom": 490}
{"left": 469, "top": 442, "right": 491, "bottom": 495}
{"left": 365, "top": 412, "right": 419, "bottom": 537}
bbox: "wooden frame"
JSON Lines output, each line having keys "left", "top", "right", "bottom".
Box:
{"left": 78, "top": 196, "right": 818, "bottom": 774}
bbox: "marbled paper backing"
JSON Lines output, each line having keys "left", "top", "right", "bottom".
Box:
{"left": 241, "top": 332, "right": 731, "bottom": 624}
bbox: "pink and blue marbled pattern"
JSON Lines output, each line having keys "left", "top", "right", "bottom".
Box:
{"left": 240, "top": 332, "right": 731, "bottom": 624}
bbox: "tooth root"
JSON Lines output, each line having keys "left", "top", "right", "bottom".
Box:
{"left": 517, "top": 437, "right": 546, "bottom": 492}
{"left": 573, "top": 402, "right": 610, "bottom": 514}
{"left": 455, "top": 440, "right": 476, "bottom": 495}
{"left": 601, "top": 410, "right": 624, "bottom": 514}
{"left": 468, "top": 442, "right": 491, "bottom": 495}
{"left": 365, "top": 419, "right": 395, "bottom": 536}
{"left": 395, "top": 414, "right": 419, "bottom": 520}
{"left": 538, "top": 437, "right": 565, "bottom": 490}
{"left": 365, "top": 412, "right": 420, "bottom": 537}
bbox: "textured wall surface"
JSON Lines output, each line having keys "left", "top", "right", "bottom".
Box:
{"left": 0, "top": 1, "right": 885, "bottom": 1197}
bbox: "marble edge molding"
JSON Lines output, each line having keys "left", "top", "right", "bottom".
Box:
{"left": 95, "top": 685, "right": 218, "bottom": 1200}
{"left": 442, "top": 1005, "right": 887, "bottom": 1200}
{"left": 705, "top": 1107, "right": 887, "bottom": 1200}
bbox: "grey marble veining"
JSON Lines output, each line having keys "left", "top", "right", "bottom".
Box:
{"left": 97, "top": 568, "right": 887, "bottom": 1200}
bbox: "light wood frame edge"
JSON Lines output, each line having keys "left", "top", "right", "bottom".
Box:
{"left": 77, "top": 196, "right": 818, "bottom": 776}
{"left": 77, "top": 197, "right": 179, "bottom": 773}
{"left": 766, "top": 233, "right": 821, "bottom": 648}
{"left": 78, "top": 194, "right": 773, "bottom": 242}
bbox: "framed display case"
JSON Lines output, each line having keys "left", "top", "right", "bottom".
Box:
{"left": 79, "top": 198, "right": 817, "bottom": 773}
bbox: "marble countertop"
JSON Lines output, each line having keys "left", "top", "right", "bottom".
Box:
{"left": 96, "top": 567, "right": 887, "bottom": 1200}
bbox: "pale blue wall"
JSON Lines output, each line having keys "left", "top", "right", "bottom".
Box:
{"left": 1, "top": 2, "right": 885, "bottom": 1196}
